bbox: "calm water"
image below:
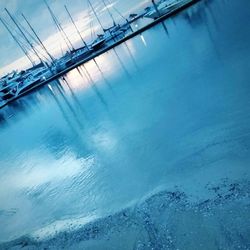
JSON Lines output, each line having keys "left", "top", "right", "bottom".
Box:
{"left": 1, "top": 0, "right": 250, "bottom": 248}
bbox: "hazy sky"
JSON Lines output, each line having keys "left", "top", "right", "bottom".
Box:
{"left": 0, "top": 0, "right": 148, "bottom": 75}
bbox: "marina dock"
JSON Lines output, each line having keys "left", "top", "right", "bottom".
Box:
{"left": 0, "top": 0, "right": 200, "bottom": 109}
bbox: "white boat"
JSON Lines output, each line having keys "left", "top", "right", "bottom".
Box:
{"left": 91, "top": 24, "right": 129, "bottom": 51}
{"left": 52, "top": 53, "right": 75, "bottom": 73}
{"left": 0, "top": 67, "right": 52, "bottom": 107}
{"left": 105, "top": 23, "right": 129, "bottom": 40}
{"left": 72, "top": 46, "right": 93, "bottom": 61}
{"left": 144, "top": 0, "right": 185, "bottom": 19}
{"left": 0, "top": 81, "right": 18, "bottom": 100}
{"left": 0, "top": 72, "right": 23, "bottom": 100}
{"left": 14, "top": 67, "right": 53, "bottom": 96}
{"left": 88, "top": 0, "right": 130, "bottom": 51}
{"left": 91, "top": 34, "right": 106, "bottom": 50}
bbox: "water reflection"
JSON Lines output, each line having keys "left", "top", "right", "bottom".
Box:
{"left": 123, "top": 41, "right": 140, "bottom": 72}
{"left": 61, "top": 77, "right": 88, "bottom": 119}
{"left": 0, "top": 86, "right": 51, "bottom": 126}
{"left": 112, "top": 48, "right": 131, "bottom": 78}
{"left": 161, "top": 21, "right": 169, "bottom": 36}
{"left": 57, "top": 80, "right": 84, "bottom": 130}
{"left": 49, "top": 82, "right": 84, "bottom": 131}
{"left": 79, "top": 65, "right": 108, "bottom": 109}
{"left": 92, "top": 58, "right": 114, "bottom": 93}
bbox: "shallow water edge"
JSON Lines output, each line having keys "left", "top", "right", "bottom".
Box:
{"left": 1, "top": 177, "right": 249, "bottom": 250}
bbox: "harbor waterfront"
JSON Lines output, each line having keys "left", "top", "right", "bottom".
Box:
{"left": 0, "top": 0, "right": 198, "bottom": 109}
{"left": 1, "top": 0, "right": 250, "bottom": 249}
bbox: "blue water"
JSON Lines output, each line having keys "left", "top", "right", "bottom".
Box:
{"left": 0, "top": 0, "right": 250, "bottom": 248}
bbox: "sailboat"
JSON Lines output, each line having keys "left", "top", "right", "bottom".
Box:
{"left": 91, "top": 34, "right": 106, "bottom": 50}
{"left": 87, "top": 0, "right": 107, "bottom": 50}
{"left": 15, "top": 67, "right": 53, "bottom": 96}
{"left": 0, "top": 65, "right": 53, "bottom": 107}
{"left": 88, "top": 0, "right": 130, "bottom": 51}
{"left": 144, "top": 0, "right": 185, "bottom": 19}
{"left": 0, "top": 82, "right": 18, "bottom": 101}
{"left": 0, "top": 72, "right": 23, "bottom": 101}
{"left": 64, "top": 5, "right": 93, "bottom": 61}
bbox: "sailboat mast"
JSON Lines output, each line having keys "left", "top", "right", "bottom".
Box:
{"left": 151, "top": 0, "right": 161, "bottom": 18}
{"left": 43, "top": 0, "right": 75, "bottom": 51}
{"left": 0, "top": 17, "right": 35, "bottom": 66}
{"left": 5, "top": 8, "right": 44, "bottom": 65}
{"left": 88, "top": 0, "right": 105, "bottom": 32}
{"left": 21, "top": 13, "right": 55, "bottom": 62}
{"left": 64, "top": 5, "right": 88, "bottom": 48}
{"left": 102, "top": 0, "right": 116, "bottom": 26}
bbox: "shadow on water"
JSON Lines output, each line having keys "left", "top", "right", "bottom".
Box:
{"left": 182, "top": 4, "right": 205, "bottom": 27}
{"left": 53, "top": 79, "right": 85, "bottom": 130}
{"left": 179, "top": 0, "right": 221, "bottom": 61}
{"left": 201, "top": 8, "right": 221, "bottom": 60}
{"left": 0, "top": 87, "right": 49, "bottom": 126}
{"left": 92, "top": 58, "right": 115, "bottom": 94}
{"left": 0, "top": 111, "right": 8, "bottom": 126}
{"left": 46, "top": 83, "right": 91, "bottom": 160}
{"left": 203, "top": 0, "right": 220, "bottom": 30}
{"left": 161, "top": 21, "right": 169, "bottom": 36}
{"left": 61, "top": 76, "right": 89, "bottom": 120}
{"left": 181, "top": 0, "right": 218, "bottom": 31}
{"left": 77, "top": 66, "right": 109, "bottom": 110}
{"left": 124, "top": 41, "right": 140, "bottom": 72}
{"left": 112, "top": 48, "right": 131, "bottom": 78}
{"left": 47, "top": 83, "right": 83, "bottom": 138}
